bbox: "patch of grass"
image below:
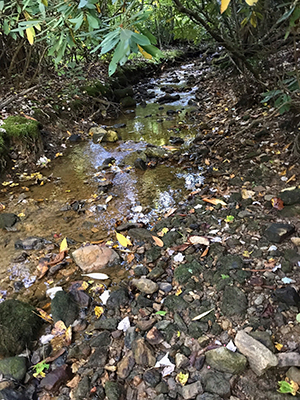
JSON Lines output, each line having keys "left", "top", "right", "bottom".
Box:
{"left": 2, "top": 116, "right": 40, "bottom": 139}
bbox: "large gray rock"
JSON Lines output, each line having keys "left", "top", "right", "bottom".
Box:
{"left": 0, "top": 299, "right": 42, "bottom": 357}
{"left": 264, "top": 223, "right": 295, "bottom": 243}
{"left": 278, "top": 352, "right": 300, "bottom": 367}
{"left": 72, "top": 244, "right": 120, "bottom": 272}
{"left": 221, "top": 286, "right": 247, "bottom": 317}
{"left": 280, "top": 188, "right": 300, "bottom": 205}
{"left": 51, "top": 291, "right": 79, "bottom": 327}
{"left": 182, "top": 381, "right": 203, "bottom": 399}
{"left": 0, "top": 356, "right": 27, "bottom": 381}
{"left": 0, "top": 213, "right": 19, "bottom": 229}
{"left": 205, "top": 347, "right": 247, "bottom": 374}
{"left": 105, "top": 381, "right": 124, "bottom": 400}
{"left": 202, "top": 371, "right": 231, "bottom": 397}
{"left": 234, "top": 330, "right": 278, "bottom": 375}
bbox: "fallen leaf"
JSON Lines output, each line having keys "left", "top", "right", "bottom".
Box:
{"left": 91, "top": 227, "right": 99, "bottom": 233}
{"left": 117, "top": 316, "right": 130, "bottom": 332}
{"left": 116, "top": 232, "right": 132, "bottom": 247}
{"left": 82, "top": 273, "right": 109, "bottom": 280}
{"left": 176, "top": 372, "right": 189, "bottom": 386}
{"left": 188, "top": 236, "right": 209, "bottom": 246}
{"left": 275, "top": 342, "right": 283, "bottom": 351}
{"left": 164, "top": 208, "right": 177, "bottom": 218}
{"left": 60, "top": 237, "right": 68, "bottom": 252}
{"left": 241, "top": 189, "right": 255, "bottom": 199}
{"left": 192, "top": 308, "right": 214, "bottom": 321}
{"left": 287, "top": 174, "right": 296, "bottom": 183}
{"left": 152, "top": 236, "right": 164, "bottom": 247}
{"left": 175, "top": 288, "right": 182, "bottom": 296}
{"left": 105, "top": 195, "right": 113, "bottom": 203}
{"left": 271, "top": 197, "right": 284, "bottom": 210}
{"left": 127, "top": 253, "right": 135, "bottom": 263}
{"left": 94, "top": 306, "right": 104, "bottom": 319}
{"left": 200, "top": 246, "right": 209, "bottom": 258}
{"left": 36, "top": 308, "right": 53, "bottom": 323}
{"left": 202, "top": 198, "right": 227, "bottom": 206}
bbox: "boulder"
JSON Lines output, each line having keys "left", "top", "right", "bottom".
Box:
{"left": 51, "top": 290, "right": 79, "bottom": 327}
{"left": 72, "top": 244, "right": 120, "bottom": 272}
{"left": 205, "top": 347, "right": 247, "bottom": 374}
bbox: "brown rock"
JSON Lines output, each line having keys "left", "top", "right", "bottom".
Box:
{"left": 146, "top": 327, "right": 164, "bottom": 345}
{"left": 117, "top": 350, "right": 135, "bottom": 379}
{"left": 40, "top": 364, "right": 72, "bottom": 392}
{"left": 132, "top": 338, "right": 156, "bottom": 367}
{"left": 72, "top": 244, "right": 119, "bottom": 272}
{"left": 136, "top": 319, "right": 156, "bottom": 331}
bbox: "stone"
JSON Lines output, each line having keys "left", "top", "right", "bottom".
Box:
{"left": 278, "top": 352, "right": 300, "bottom": 367}
{"left": 164, "top": 295, "right": 189, "bottom": 312}
{"left": 107, "top": 288, "right": 130, "bottom": 309}
{"left": 221, "top": 286, "right": 247, "bottom": 317}
{"left": 98, "top": 180, "right": 113, "bottom": 192}
{"left": 158, "top": 283, "right": 173, "bottom": 293}
{"left": 136, "top": 319, "right": 156, "bottom": 331}
{"left": 0, "top": 357, "right": 27, "bottom": 381}
{"left": 157, "top": 94, "right": 180, "bottom": 104}
{"left": 15, "top": 237, "right": 47, "bottom": 250}
{"left": 86, "top": 346, "right": 108, "bottom": 368}
{"left": 120, "top": 96, "right": 136, "bottom": 108}
{"left": 134, "top": 158, "right": 147, "bottom": 171}
{"left": 146, "top": 327, "right": 164, "bottom": 345}
{"left": 0, "top": 213, "right": 19, "bottom": 229}
{"left": 0, "top": 389, "right": 29, "bottom": 400}
{"left": 105, "top": 381, "right": 124, "bottom": 400}
{"left": 73, "top": 376, "right": 90, "bottom": 400}
{"left": 94, "top": 317, "right": 119, "bottom": 331}
{"left": 117, "top": 350, "right": 135, "bottom": 379}
{"left": 287, "top": 367, "right": 300, "bottom": 384}
{"left": 264, "top": 223, "right": 295, "bottom": 243}
{"left": 205, "top": 347, "right": 247, "bottom": 374}
{"left": 132, "top": 278, "right": 158, "bottom": 294}
{"left": 175, "top": 353, "right": 189, "bottom": 369}
{"left": 145, "top": 146, "right": 168, "bottom": 159}
{"left": 128, "top": 228, "right": 154, "bottom": 242}
{"left": 182, "top": 381, "right": 203, "bottom": 399}
{"left": 155, "top": 381, "right": 168, "bottom": 394}
{"left": 90, "top": 331, "right": 111, "bottom": 348}
{"left": 249, "top": 331, "right": 275, "bottom": 352}
{"left": 234, "top": 330, "right": 278, "bottom": 375}
{"left": 0, "top": 299, "right": 42, "bottom": 357}
{"left": 202, "top": 371, "right": 231, "bottom": 397}
{"left": 197, "top": 394, "right": 221, "bottom": 400}
{"left": 51, "top": 291, "right": 79, "bottom": 327}
{"left": 143, "top": 369, "right": 161, "bottom": 387}
{"left": 280, "top": 188, "right": 300, "bottom": 205}
{"left": 273, "top": 286, "right": 300, "bottom": 308}
{"left": 103, "top": 130, "right": 118, "bottom": 143}
{"left": 132, "top": 338, "right": 156, "bottom": 367}
{"left": 89, "top": 127, "right": 107, "bottom": 142}
{"left": 40, "top": 364, "right": 72, "bottom": 392}
{"left": 72, "top": 244, "right": 120, "bottom": 272}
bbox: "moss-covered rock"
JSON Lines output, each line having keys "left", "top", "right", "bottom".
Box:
{"left": 2, "top": 116, "right": 40, "bottom": 139}
{"left": 0, "top": 299, "right": 43, "bottom": 357}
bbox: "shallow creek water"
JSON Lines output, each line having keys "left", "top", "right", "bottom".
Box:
{"left": 0, "top": 62, "right": 205, "bottom": 292}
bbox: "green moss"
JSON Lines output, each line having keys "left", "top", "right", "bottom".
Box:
{"left": 2, "top": 116, "right": 40, "bottom": 139}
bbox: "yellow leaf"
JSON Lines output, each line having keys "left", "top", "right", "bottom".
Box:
{"left": 221, "top": 0, "right": 231, "bottom": 13}
{"left": 245, "top": 0, "right": 258, "bottom": 5}
{"left": 26, "top": 26, "right": 35, "bottom": 45}
{"left": 60, "top": 237, "right": 68, "bottom": 252}
{"left": 42, "top": 0, "right": 48, "bottom": 6}
{"left": 176, "top": 372, "right": 189, "bottom": 386}
{"left": 17, "top": 212, "right": 25, "bottom": 217}
{"left": 94, "top": 306, "right": 104, "bottom": 319}
{"left": 137, "top": 44, "right": 152, "bottom": 60}
{"left": 275, "top": 342, "right": 283, "bottom": 351}
{"left": 116, "top": 232, "right": 132, "bottom": 247}
{"left": 152, "top": 236, "right": 164, "bottom": 247}
{"left": 175, "top": 288, "right": 182, "bottom": 296}
{"left": 105, "top": 195, "right": 113, "bottom": 203}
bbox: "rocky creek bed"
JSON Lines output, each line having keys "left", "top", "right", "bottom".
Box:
{"left": 1, "top": 55, "right": 300, "bottom": 400}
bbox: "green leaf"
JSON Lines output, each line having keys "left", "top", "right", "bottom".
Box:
{"left": 131, "top": 32, "right": 151, "bottom": 46}
{"left": 139, "top": 44, "right": 163, "bottom": 59}
{"left": 0, "top": 1, "right": 4, "bottom": 11}
{"left": 221, "top": 274, "right": 230, "bottom": 279}
{"left": 296, "top": 313, "right": 300, "bottom": 323}
{"left": 155, "top": 311, "right": 167, "bottom": 316}
{"left": 78, "top": 0, "right": 88, "bottom": 8}
{"left": 87, "top": 13, "right": 99, "bottom": 29}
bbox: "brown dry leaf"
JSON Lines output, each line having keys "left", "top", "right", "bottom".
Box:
{"left": 45, "top": 348, "right": 66, "bottom": 363}
{"left": 51, "top": 320, "right": 67, "bottom": 336}
{"left": 152, "top": 236, "right": 164, "bottom": 247}
{"left": 127, "top": 253, "right": 135, "bottom": 263}
{"left": 287, "top": 174, "right": 296, "bottom": 183}
{"left": 264, "top": 259, "right": 276, "bottom": 269}
{"left": 171, "top": 243, "right": 190, "bottom": 252}
{"left": 36, "top": 308, "right": 53, "bottom": 324}
{"left": 241, "top": 189, "right": 255, "bottom": 199}
{"left": 202, "top": 198, "right": 227, "bottom": 206}
{"left": 188, "top": 236, "right": 210, "bottom": 246}
{"left": 271, "top": 197, "right": 284, "bottom": 210}
{"left": 204, "top": 159, "right": 210, "bottom": 166}
{"left": 37, "top": 262, "right": 49, "bottom": 280}
{"left": 91, "top": 227, "right": 99, "bottom": 233}
{"left": 65, "top": 325, "right": 72, "bottom": 346}
{"left": 200, "top": 246, "right": 209, "bottom": 258}
{"left": 67, "top": 375, "right": 81, "bottom": 388}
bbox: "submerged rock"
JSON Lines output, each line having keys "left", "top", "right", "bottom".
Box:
{"left": 0, "top": 299, "right": 42, "bottom": 357}
{"left": 15, "top": 236, "right": 47, "bottom": 250}
{"left": 72, "top": 244, "right": 120, "bottom": 272}
{"left": 0, "top": 213, "right": 19, "bottom": 229}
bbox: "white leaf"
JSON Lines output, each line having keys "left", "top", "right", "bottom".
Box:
{"left": 226, "top": 340, "right": 237, "bottom": 352}
{"left": 100, "top": 290, "right": 110, "bottom": 305}
{"left": 132, "top": 205, "right": 143, "bottom": 213}
{"left": 46, "top": 287, "right": 63, "bottom": 299}
{"left": 281, "top": 277, "right": 295, "bottom": 284}
{"left": 272, "top": 264, "right": 281, "bottom": 272}
{"left": 192, "top": 308, "right": 214, "bottom": 321}
{"left": 40, "top": 334, "right": 55, "bottom": 344}
{"left": 188, "top": 236, "right": 210, "bottom": 246}
{"left": 82, "top": 273, "right": 109, "bottom": 280}
{"left": 155, "top": 352, "right": 175, "bottom": 376}
{"left": 268, "top": 245, "right": 277, "bottom": 252}
{"left": 117, "top": 316, "right": 130, "bottom": 332}
{"left": 174, "top": 253, "right": 185, "bottom": 263}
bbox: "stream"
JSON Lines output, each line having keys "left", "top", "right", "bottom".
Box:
{"left": 0, "top": 61, "right": 206, "bottom": 297}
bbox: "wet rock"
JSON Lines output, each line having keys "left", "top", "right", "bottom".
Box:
{"left": 105, "top": 381, "right": 124, "bottom": 400}
{"left": 67, "top": 342, "right": 91, "bottom": 360}
{"left": 107, "top": 288, "right": 130, "bottom": 309}
{"left": 170, "top": 136, "right": 184, "bottom": 144}
{"left": 202, "top": 371, "right": 231, "bottom": 397}
{"left": 0, "top": 299, "right": 42, "bottom": 356}
{"left": 117, "top": 350, "right": 135, "bottom": 379}
{"left": 134, "top": 265, "right": 150, "bottom": 277}
{"left": 157, "top": 94, "right": 180, "bottom": 104}
{"left": 0, "top": 213, "right": 19, "bottom": 229}
{"left": 146, "top": 327, "right": 164, "bottom": 345}
{"left": 70, "top": 289, "right": 90, "bottom": 308}
{"left": 286, "top": 366, "right": 300, "bottom": 384}
{"left": 134, "top": 158, "right": 147, "bottom": 171}
{"left": 120, "top": 96, "right": 136, "bottom": 108}
{"left": 15, "top": 236, "right": 47, "bottom": 250}
{"left": 164, "top": 295, "right": 189, "bottom": 312}
{"left": 264, "top": 223, "right": 295, "bottom": 243}
{"left": 278, "top": 352, "right": 300, "bottom": 367}
{"left": 205, "top": 347, "right": 247, "bottom": 374}
{"left": 132, "top": 278, "right": 158, "bottom": 294}
{"left": 234, "top": 330, "right": 278, "bottom": 375}
{"left": 72, "top": 244, "right": 120, "bottom": 272}
{"left": 145, "top": 247, "right": 162, "bottom": 263}
{"left": 98, "top": 179, "right": 113, "bottom": 192}
{"left": 145, "top": 146, "right": 168, "bottom": 159}
{"left": 0, "top": 357, "right": 27, "bottom": 381}
{"left": 221, "top": 286, "right": 247, "bottom": 317}
{"left": 273, "top": 286, "right": 300, "bottom": 308}
{"left": 155, "top": 381, "right": 168, "bottom": 394}
{"left": 181, "top": 381, "right": 203, "bottom": 399}
{"left": 158, "top": 282, "right": 173, "bottom": 293}
{"left": 86, "top": 346, "right": 108, "bottom": 368}
{"left": 280, "top": 188, "right": 300, "bottom": 205}
{"left": 103, "top": 130, "right": 118, "bottom": 143}
{"left": 0, "top": 389, "right": 29, "bottom": 400}
{"left": 249, "top": 330, "right": 275, "bottom": 352}
{"left": 94, "top": 317, "right": 119, "bottom": 331}
{"left": 40, "top": 364, "right": 72, "bottom": 392}
{"left": 132, "top": 338, "right": 156, "bottom": 367}
{"left": 116, "top": 222, "right": 143, "bottom": 232}
{"left": 51, "top": 290, "right": 79, "bottom": 327}
{"left": 175, "top": 353, "right": 189, "bottom": 369}
{"left": 143, "top": 369, "right": 161, "bottom": 387}
{"left": 90, "top": 331, "right": 111, "bottom": 348}
{"left": 128, "top": 228, "right": 154, "bottom": 242}
{"left": 73, "top": 376, "right": 90, "bottom": 400}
